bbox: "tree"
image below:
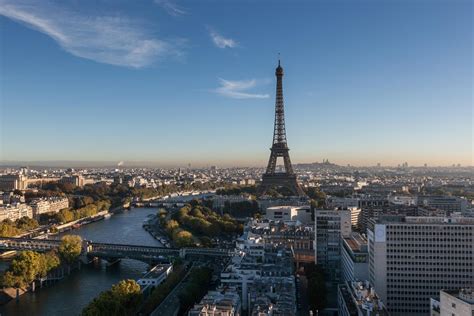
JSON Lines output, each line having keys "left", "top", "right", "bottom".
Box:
{"left": 178, "top": 267, "right": 212, "bottom": 314}
{"left": 173, "top": 230, "right": 194, "bottom": 247}
{"left": 38, "top": 251, "right": 60, "bottom": 278}
{"left": 2, "top": 271, "right": 25, "bottom": 289}
{"left": 305, "top": 187, "right": 327, "bottom": 207}
{"left": 165, "top": 220, "right": 179, "bottom": 234}
{"left": 82, "top": 279, "right": 142, "bottom": 316}
{"left": 1, "top": 250, "right": 61, "bottom": 289}
{"left": 0, "top": 221, "right": 22, "bottom": 237}
{"left": 16, "top": 217, "right": 39, "bottom": 231}
{"left": 10, "top": 251, "right": 42, "bottom": 286}
{"left": 110, "top": 279, "right": 142, "bottom": 313}
{"left": 59, "top": 235, "right": 82, "bottom": 264}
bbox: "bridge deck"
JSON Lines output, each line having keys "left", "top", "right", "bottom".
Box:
{"left": 0, "top": 237, "right": 234, "bottom": 258}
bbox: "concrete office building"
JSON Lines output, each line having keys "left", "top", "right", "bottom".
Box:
{"left": 341, "top": 232, "right": 369, "bottom": 283}
{"left": 440, "top": 288, "right": 474, "bottom": 316}
{"left": 368, "top": 215, "right": 474, "bottom": 316}
{"left": 314, "top": 209, "right": 351, "bottom": 281}
{"left": 417, "top": 195, "right": 468, "bottom": 214}
{"left": 265, "top": 206, "right": 311, "bottom": 224}
{"left": 430, "top": 288, "right": 474, "bottom": 316}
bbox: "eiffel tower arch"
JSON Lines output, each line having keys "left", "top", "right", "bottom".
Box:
{"left": 259, "top": 60, "right": 305, "bottom": 197}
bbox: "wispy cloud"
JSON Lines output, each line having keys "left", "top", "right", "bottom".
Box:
{"left": 214, "top": 78, "right": 269, "bottom": 99}
{"left": 209, "top": 28, "right": 237, "bottom": 49}
{"left": 154, "top": 0, "right": 187, "bottom": 16}
{"left": 0, "top": 0, "right": 183, "bottom": 68}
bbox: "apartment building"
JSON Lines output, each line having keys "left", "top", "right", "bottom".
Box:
{"left": 368, "top": 215, "right": 474, "bottom": 315}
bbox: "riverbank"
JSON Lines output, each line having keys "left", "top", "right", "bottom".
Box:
{"left": 0, "top": 259, "right": 82, "bottom": 305}
{"left": 0, "top": 210, "right": 115, "bottom": 303}
{"left": 0, "top": 207, "right": 161, "bottom": 316}
{"left": 142, "top": 212, "right": 171, "bottom": 248}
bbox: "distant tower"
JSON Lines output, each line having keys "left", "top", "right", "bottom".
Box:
{"left": 259, "top": 60, "right": 305, "bottom": 196}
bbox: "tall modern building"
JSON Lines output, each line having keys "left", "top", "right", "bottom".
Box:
{"left": 259, "top": 61, "right": 305, "bottom": 197}
{"left": 341, "top": 232, "right": 369, "bottom": 283}
{"left": 314, "top": 209, "right": 351, "bottom": 281}
{"left": 368, "top": 215, "right": 474, "bottom": 316}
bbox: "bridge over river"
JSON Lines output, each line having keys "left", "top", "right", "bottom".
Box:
{"left": 0, "top": 237, "right": 234, "bottom": 262}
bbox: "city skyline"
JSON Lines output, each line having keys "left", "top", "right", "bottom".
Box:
{"left": 1, "top": 0, "right": 472, "bottom": 167}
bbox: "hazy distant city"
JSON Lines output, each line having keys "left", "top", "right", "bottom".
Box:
{"left": 0, "top": 0, "right": 472, "bottom": 316}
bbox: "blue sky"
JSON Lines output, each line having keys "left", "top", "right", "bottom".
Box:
{"left": 0, "top": 0, "right": 472, "bottom": 167}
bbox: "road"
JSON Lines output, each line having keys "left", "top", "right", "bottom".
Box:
{"left": 150, "top": 263, "right": 195, "bottom": 316}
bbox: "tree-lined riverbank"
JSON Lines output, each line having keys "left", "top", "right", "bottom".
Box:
{"left": 0, "top": 207, "right": 161, "bottom": 316}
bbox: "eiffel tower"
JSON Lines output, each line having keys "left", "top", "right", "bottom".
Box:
{"left": 259, "top": 60, "right": 305, "bottom": 196}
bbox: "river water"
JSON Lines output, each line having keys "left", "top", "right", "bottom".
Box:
{"left": 0, "top": 207, "right": 162, "bottom": 316}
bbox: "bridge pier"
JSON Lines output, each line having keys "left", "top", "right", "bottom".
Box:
{"left": 179, "top": 248, "right": 186, "bottom": 258}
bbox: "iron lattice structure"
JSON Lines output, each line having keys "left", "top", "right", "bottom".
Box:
{"left": 259, "top": 61, "right": 305, "bottom": 196}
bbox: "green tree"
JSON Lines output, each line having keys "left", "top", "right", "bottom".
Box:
{"left": 1, "top": 250, "right": 61, "bottom": 289}
{"left": 110, "top": 279, "right": 142, "bottom": 313}
{"left": 58, "top": 235, "right": 82, "bottom": 264}
{"left": 1, "top": 271, "right": 25, "bottom": 288}
{"left": 10, "top": 251, "right": 42, "bottom": 286}
{"left": 16, "top": 217, "right": 39, "bottom": 231}
{"left": 38, "top": 251, "right": 60, "bottom": 278}
{"left": 305, "top": 187, "right": 327, "bottom": 207}
{"left": 165, "top": 220, "right": 179, "bottom": 234}
{"left": 0, "top": 221, "right": 22, "bottom": 237}
{"left": 82, "top": 279, "right": 142, "bottom": 316}
{"left": 173, "top": 230, "right": 194, "bottom": 247}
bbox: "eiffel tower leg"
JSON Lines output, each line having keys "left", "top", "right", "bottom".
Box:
{"left": 265, "top": 151, "right": 278, "bottom": 174}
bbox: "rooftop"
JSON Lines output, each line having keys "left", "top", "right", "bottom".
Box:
{"left": 376, "top": 215, "right": 474, "bottom": 225}
{"left": 443, "top": 288, "right": 474, "bottom": 304}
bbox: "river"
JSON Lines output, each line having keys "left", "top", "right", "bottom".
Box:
{"left": 0, "top": 207, "right": 162, "bottom": 316}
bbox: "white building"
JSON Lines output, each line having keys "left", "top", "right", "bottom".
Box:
{"left": 314, "top": 209, "right": 351, "bottom": 281}
{"left": 338, "top": 281, "right": 389, "bottom": 316}
{"left": 0, "top": 203, "right": 33, "bottom": 222}
{"left": 137, "top": 264, "right": 172, "bottom": 288}
{"left": 265, "top": 206, "right": 311, "bottom": 224}
{"left": 368, "top": 215, "right": 474, "bottom": 315}
{"left": 440, "top": 288, "right": 474, "bottom": 316}
{"left": 188, "top": 286, "right": 241, "bottom": 316}
{"left": 30, "top": 197, "right": 69, "bottom": 218}
{"left": 236, "top": 232, "right": 265, "bottom": 259}
{"left": 347, "top": 206, "right": 361, "bottom": 229}
{"left": 341, "top": 232, "right": 369, "bottom": 283}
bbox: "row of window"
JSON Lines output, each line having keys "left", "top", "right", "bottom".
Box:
{"left": 387, "top": 226, "right": 472, "bottom": 231}
{"left": 387, "top": 273, "right": 472, "bottom": 278}
{"left": 388, "top": 267, "right": 472, "bottom": 272}
{"left": 387, "top": 261, "right": 473, "bottom": 266}
{"left": 387, "top": 279, "right": 472, "bottom": 284}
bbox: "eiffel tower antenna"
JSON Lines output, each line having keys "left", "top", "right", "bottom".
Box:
{"left": 259, "top": 60, "right": 305, "bottom": 196}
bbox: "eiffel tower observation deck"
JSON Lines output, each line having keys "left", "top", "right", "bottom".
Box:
{"left": 259, "top": 60, "right": 305, "bottom": 197}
